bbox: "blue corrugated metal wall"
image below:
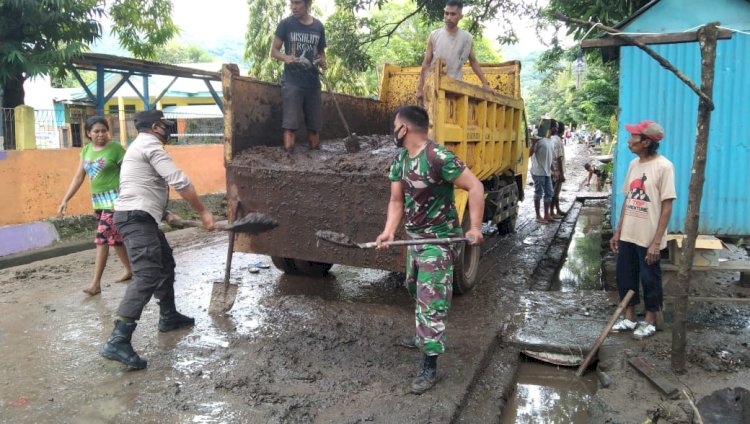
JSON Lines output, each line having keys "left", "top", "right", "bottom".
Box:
{"left": 613, "top": 32, "right": 750, "bottom": 235}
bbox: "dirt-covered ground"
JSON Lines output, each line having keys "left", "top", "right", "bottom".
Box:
{"left": 1, "top": 142, "right": 748, "bottom": 423}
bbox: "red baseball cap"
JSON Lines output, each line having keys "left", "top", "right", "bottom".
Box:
{"left": 625, "top": 120, "right": 664, "bottom": 142}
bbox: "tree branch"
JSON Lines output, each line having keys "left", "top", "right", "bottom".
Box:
{"left": 359, "top": 3, "right": 425, "bottom": 47}
{"left": 555, "top": 13, "right": 715, "bottom": 110}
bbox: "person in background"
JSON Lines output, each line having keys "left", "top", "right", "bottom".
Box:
{"left": 550, "top": 122, "right": 566, "bottom": 218}
{"left": 610, "top": 120, "right": 676, "bottom": 340}
{"left": 529, "top": 120, "right": 555, "bottom": 224}
{"left": 58, "top": 116, "right": 131, "bottom": 296}
{"left": 584, "top": 162, "right": 609, "bottom": 192}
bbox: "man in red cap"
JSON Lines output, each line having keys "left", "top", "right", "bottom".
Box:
{"left": 609, "top": 120, "right": 676, "bottom": 339}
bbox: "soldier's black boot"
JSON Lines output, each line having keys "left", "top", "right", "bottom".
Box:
{"left": 100, "top": 320, "right": 147, "bottom": 369}
{"left": 158, "top": 298, "right": 195, "bottom": 332}
{"left": 410, "top": 354, "right": 438, "bottom": 394}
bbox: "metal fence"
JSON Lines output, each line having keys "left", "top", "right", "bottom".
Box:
{"left": 1, "top": 107, "right": 224, "bottom": 150}
{"left": 1, "top": 108, "right": 15, "bottom": 150}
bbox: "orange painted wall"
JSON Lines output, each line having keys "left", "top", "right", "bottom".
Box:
{"left": 0, "top": 145, "right": 225, "bottom": 227}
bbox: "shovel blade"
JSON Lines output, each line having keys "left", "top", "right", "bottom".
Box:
{"left": 344, "top": 135, "right": 360, "bottom": 153}
{"left": 208, "top": 281, "right": 239, "bottom": 315}
{"left": 225, "top": 212, "right": 278, "bottom": 234}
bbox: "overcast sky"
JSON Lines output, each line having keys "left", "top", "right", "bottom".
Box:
{"left": 168, "top": 0, "right": 560, "bottom": 57}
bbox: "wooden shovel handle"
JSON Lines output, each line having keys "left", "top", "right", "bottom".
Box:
{"left": 576, "top": 289, "right": 636, "bottom": 376}
{"left": 178, "top": 219, "right": 228, "bottom": 230}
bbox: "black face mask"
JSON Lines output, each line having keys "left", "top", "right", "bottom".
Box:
{"left": 154, "top": 123, "right": 172, "bottom": 143}
{"left": 393, "top": 124, "right": 406, "bottom": 148}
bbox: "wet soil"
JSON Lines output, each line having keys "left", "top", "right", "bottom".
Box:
{"left": 230, "top": 135, "right": 397, "bottom": 175}
{"left": 1, "top": 142, "right": 748, "bottom": 423}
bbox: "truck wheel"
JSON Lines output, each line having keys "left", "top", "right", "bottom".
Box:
{"left": 497, "top": 215, "right": 516, "bottom": 235}
{"left": 453, "top": 210, "right": 480, "bottom": 295}
{"left": 292, "top": 259, "right": 333, "bottom": 277}
{"left": 271, "top": 256, "right": 298, "bottom": 274}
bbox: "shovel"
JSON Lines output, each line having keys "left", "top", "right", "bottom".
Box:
{"left": 174, "top": 211, "right": 278, "bottom": 315}
{"left": 318, "top": 70, "right": 360, "bottom": 153}
{"left": 315, "top": 230, "right": 471, "bottom": 249}
{"left": 177, "top": 212, "right": 278, "bottom": 234}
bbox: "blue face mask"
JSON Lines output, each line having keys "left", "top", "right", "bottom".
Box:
{"left": 393, "top": 124, "right": 406, "bottom": 148}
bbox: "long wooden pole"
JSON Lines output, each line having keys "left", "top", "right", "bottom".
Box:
{"left": 671, "top": 23, "right": 719, "bottom": 373}
{"left": 554, "top": 14, "right": 715, "bottom": 111}
{"left": 576, "top": 289, "right": 635, "bottom": 376}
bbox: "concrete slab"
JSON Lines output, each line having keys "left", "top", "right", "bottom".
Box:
{"left": 0, "top": 221, "right": 59, "bottom": 256}
{"left": 509, "top": 291, "right": 627, "bottom": 356}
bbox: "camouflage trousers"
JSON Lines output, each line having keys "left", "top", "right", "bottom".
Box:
{"left": 405, "top": 242, "right": 457, "bottom": 356}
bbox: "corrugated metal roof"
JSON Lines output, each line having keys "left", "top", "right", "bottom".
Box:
{"left": 613, "top": 32, "right": 750, "bottom": 235}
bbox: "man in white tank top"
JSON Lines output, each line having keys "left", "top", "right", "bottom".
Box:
{"left": 415, "top": 0, "right": 491, "bottom": 103}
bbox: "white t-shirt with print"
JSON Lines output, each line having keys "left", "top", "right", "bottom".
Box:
{"left": 619, "top": 155, "right": 677, "bottom": 249}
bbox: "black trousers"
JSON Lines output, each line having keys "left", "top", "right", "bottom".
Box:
{"left": 113, "top": 210, "right": 176, "bottom": 320}
{"left": 616, "top": 240, "right": 663, "bottom": 312}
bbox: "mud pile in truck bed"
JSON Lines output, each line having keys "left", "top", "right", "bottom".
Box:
{"left": 227, "top": 134, "right": 405, "bottom": 271}
{"left": 231, "top": 135, "right": 397, "bottom": 175}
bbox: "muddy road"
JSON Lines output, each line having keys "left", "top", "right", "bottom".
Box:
{"left": 3, "top": 142, "right": 747, "bottom": 423}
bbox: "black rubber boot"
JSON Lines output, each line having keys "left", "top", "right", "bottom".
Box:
{"left": 410, "top": 354, "right": 438, "bottom": 394}
{"left": 158, "top": 298, "right": 195, "bottom": 332}
{"left": 100, "top": 320, "right": 147, "bottom": 369}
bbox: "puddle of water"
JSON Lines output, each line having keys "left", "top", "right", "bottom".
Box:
{"left": 553, "top": 206, "right": 605, "bottom": 291}
{"left": 501, "top": 360, "right": 598, "bottom": 424}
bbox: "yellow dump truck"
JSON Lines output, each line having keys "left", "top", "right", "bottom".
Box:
{"left": 222, "top": 60, "right": 528, "bottom": 293}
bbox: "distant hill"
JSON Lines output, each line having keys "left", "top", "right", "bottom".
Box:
{"left": 90, "top": 32, "right": 247, "bottom": 66}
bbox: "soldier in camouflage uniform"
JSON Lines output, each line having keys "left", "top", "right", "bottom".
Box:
{"left": 376, "top": 105, "right": 484, "bottom": 394}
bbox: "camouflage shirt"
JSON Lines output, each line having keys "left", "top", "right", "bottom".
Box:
{"left": 388, "top": 142, "right": 466, "bottom": 238}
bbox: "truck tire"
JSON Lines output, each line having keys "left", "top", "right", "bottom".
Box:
{"left": 453, "top": 210, "right": 480, "bottom": 295}
{"left": 497, "top": 215, "right": 517, "bottom": 235}
{"left": 495, "top": 178, "right": 519, "bottom": 235}
{"left": 271, "top": 256, "right": 333, "bottom": 277}
{"left": 291, "top": 259, "right": 333, "bottom": 277}
{"left": 271, "top": 256, "right": 298, "bottom": 274}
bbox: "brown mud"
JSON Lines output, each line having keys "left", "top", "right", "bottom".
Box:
{"left": 1, "top": 143, "right": 748, "bottom": 423}
{"left": 227, "top": 135, "right": 405, "bottom": 274}
{"left": 230, "top": 135, "right": 397, "bottom": 175}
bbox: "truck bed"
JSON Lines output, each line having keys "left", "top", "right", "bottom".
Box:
{"left": 228, "top": 136, "right": 406, "bottom": 271}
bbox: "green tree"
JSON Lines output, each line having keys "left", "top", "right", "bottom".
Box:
{"left": 244, "top": 0, "right": 286, "bottom": 82}
{"left": 160, "top": 41, "right": 215, "bottom": 64}
{"left": 0, "top": 0, "right": 177, "bottom": 109}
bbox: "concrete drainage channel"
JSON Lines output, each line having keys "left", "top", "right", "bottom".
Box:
{"left": 502, "top": 200, "right": 610, "bottom": 423}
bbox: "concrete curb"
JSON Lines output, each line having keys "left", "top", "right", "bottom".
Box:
{"left": 0, "top": 239, "right": 93, "bottom": 270}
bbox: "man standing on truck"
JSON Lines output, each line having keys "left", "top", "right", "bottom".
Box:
{"left": 610, "top": 120, "right": 675, "bottom": 340}
{"left": 375, "top": 105, "right": 484, "bottom": 395}
{"left": 99, "top": 110, "right": 215, "bottom": 369}
{"left": 271, "top": 0, "right": 327, "bottom": 155}
{"left": 415, "top": 0, "right": 492, "bottom": 103}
